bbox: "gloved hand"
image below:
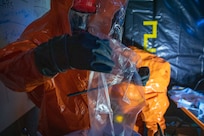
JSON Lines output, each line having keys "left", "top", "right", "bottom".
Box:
{"left": 34, "top": 32, "right": 115, "bottom": 76}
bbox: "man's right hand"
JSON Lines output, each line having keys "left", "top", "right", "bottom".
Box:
{"left": 34, "top": 32, "right": 115, "bottom": 76}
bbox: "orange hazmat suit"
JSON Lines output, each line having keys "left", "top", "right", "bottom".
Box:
{"left": 131, "top": 47, "right": 171, "bottom": 136}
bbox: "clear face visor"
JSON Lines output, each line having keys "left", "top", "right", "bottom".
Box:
{"left": 69, "top": 0, "right": 96, "bottom": 35}
{"left": 69, "top": 9, "right": 90, "bottom": 35}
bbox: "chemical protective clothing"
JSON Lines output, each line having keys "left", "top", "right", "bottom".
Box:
{"left": 0, "top": 0, "right": 170, "bottom": 136}
{"left": 131, "top": 47, "right": 170, "bottom": 136}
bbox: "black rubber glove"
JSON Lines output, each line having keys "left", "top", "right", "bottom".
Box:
{"left": 34, "top": 32, "right": 115, "bottom": 77}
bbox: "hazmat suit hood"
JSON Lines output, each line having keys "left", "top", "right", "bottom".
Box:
{"left": 19, "top": 0, "right": 127, "bottom": 43}
{"left": 20, "top": 0, "right": 73, "bottom": 43}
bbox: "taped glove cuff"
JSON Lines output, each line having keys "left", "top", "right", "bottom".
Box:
{"left": 34, "top": 34, "right": 70, "bottom": 77}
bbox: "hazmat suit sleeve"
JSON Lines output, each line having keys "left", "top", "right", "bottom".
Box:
{"left": 0, "top": 38, "right": 54, "bottom": 108}
{"left": 0, "top": 1, "right": 76, "bottom": 109}
{"left": 0, "top": 0, "right": 74, "bottom": 93}
{"left": 0, "top": 40, "right": 52, "bottom": 92}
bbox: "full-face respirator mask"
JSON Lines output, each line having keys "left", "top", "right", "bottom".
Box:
{"left": 69, "top": 0, "right": 96, "bottom": 35}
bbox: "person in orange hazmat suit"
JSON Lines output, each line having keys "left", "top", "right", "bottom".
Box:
{"left": 0, "top": 0, "right": 171, "bottom": 136}
{"left": 131, "top": 47, "right": 170, "bottom": 136}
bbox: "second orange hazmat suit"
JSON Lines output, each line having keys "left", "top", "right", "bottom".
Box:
{"left": 0, "top": 0, "right": 170, "bottom": 136}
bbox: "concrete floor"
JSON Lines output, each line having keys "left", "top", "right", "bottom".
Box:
{"left": 0, "top": 107, "right": 39, "bottom": 136}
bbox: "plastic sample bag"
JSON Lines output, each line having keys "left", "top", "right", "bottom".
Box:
{"left": 87, "top": 39, "right": 145, "bottom": 136}
{"left": 79, "top": 0, "right": 145, "bottom": 135}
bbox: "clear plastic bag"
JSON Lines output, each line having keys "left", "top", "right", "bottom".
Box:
{"left": 87, "top": 39, "right": 145, "bottom": 136}
{"left": 86, "top": 1, "right": 145, "bottom": 135}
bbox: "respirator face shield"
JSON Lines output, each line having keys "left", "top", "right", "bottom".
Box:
{"left": 69, "top": 0, "right": 96, "bottom": 35}
{"left": 69, "top": 9, "right": 90, "bottom": 34}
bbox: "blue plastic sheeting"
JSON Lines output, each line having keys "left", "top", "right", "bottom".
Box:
{"left": 168, "top": 87, "right": 204, "bottom": 123}
{"left": 123, "top": 0, "right": 204, "bottom": 87}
